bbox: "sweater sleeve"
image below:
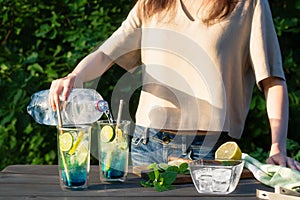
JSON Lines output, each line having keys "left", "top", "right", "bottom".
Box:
{"left": 249, "top": 0, "right": 285, "bottom": 89}
{"left": 98, "top": 2, "right": 142, "bottom": 71}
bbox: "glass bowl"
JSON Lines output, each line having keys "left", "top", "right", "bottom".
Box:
{"left": 189, "top": 159, "right": 244, "bottom": 194}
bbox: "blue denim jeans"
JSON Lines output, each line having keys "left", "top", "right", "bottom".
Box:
{"left": 131, "top": 125, "right": 231, "bottom": 167}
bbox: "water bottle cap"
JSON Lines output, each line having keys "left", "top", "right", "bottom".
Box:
{"left": 96, "top": 100, "right": 109, "bottom": 112}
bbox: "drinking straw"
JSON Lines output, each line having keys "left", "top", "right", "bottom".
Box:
{"left": 56, "top": 102, "right": 70, "bottom": 185}
{"left": 56, "top": 102, "right": 63, "bottom": 134}
{"left": 116, "top": 99, "right": 124, "bottom": 126}
{"left": 116, "top": 99, "right": 124, "bottom": 141}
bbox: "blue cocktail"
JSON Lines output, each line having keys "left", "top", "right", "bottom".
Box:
{"left": 97, "top": 120, "right": 130, "bottom": 182}
{"left": 57, "top": 125, "right": 91, "bottom": 190}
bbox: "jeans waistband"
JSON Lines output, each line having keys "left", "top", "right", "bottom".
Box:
{"left": 133, "top": 125, "right": 229, "bottom": 149}
{"left": 134, "top": 125, "right": 227, "bottom": 138}
{"left": 160, "top": 129, "right": 226, "bottom": 136}
{"left": 133, "top": 125, "right": 230, "bottom": 156}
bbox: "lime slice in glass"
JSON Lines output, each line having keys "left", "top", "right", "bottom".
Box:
{"left": 59, "top": 132, "right": 73, "bottom": 152}
{"left": 100, "top": 125, "right": 115, "bottom": 143}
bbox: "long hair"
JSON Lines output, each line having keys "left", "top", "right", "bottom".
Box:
{"left": 139, "top": 0, "right": 238, "bottom": 25}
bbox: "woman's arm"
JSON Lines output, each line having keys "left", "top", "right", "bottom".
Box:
{"left": 261, "top": 76, "right": 300, "bottom": 171}
{"left": 49, "top": 2, "right": 141, "bottom": 110}
{"left": 49, "top": 50, "right": 113, "bottom": 111}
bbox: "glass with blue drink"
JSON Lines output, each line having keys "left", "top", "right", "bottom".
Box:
{"left": 96, "top": 120, "right": 130, "bottom": 182}
{"left": 57, "top": 125, "right": 91, "bottom": 190}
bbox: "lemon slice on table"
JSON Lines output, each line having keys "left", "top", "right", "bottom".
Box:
{"left": 215, "top": 141, "right": 242, "bottom": 160}
{"left": 59, "top": 132, "right": 73, "bottom": 152}
{"left": 100, "top": 125, "right": 115, "bottom": 143}
{"left": 157, "top": 163, "right": 170, "bottom": 171}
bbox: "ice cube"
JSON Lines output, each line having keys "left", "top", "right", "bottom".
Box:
{"left": 212, "top": 168, "right": 232, "bottom": 192}
{"left": 199, "top": 174, "right": 213, "bottom": 192}
{"left": 193, "top": 168, "right": 213, "bottom": 192}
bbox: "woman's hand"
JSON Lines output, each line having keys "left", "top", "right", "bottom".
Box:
{"left": 266, "top": 152, "right": 300, "bottom": 171}
{"left": 48, "top": 73, "right": 83, "bottom": 111}
{"left": 48, "top": 50, "right": 114, "bottom": 111}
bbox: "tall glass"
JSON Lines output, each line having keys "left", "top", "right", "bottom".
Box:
{"left": 57, "top": 125, "right": 91, "bottom": 190}
{"left": 96, "top": 120, "right": 130, "bottom": 182}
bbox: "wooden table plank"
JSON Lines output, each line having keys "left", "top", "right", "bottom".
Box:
{"left": 0, "top": 165, "right": 272, "bottom": 199}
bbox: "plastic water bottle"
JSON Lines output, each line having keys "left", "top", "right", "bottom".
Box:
{"left": 27, "top": 88, "right": 109, "bottom": 126}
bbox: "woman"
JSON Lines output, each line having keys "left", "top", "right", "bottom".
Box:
{"left": 49, "top": 0, "right": 300, "bottom": 171}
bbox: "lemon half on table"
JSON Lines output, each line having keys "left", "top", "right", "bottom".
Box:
{"left": 215, "top": 141, "right": 242, "bottom": 160}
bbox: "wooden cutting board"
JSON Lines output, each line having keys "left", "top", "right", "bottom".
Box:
{"left": 133, "top": 166, "right": 254, "bottom": 184}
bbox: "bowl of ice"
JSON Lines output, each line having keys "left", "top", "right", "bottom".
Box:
{"left": 189, "top": 159, "right": 244, "bottom": 194}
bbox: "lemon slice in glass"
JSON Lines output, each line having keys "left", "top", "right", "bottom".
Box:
{"left": 100, "top": 125, "right": 115, "bottom": 143}
{"left": 69, "top": 131, "right": 84, "bottom": 155}
{"left": 215, "top": 141, "right": 242, "bottom": 160}
{"left": 103, "top": 151, "right": 112, "bottom": 172}
{"left": 116, "top": 127, "right": 123, "bottom": 139}
{"left": 76, "top": 143, "right": 89, "bottom": 166}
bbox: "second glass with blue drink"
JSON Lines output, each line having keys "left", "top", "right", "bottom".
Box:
{"left": 96, "top": 120, "right": 130, "bottom": 182}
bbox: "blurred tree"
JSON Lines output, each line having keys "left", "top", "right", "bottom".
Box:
{"left": 0, "top": 0, "right": 299, "bottom": 170}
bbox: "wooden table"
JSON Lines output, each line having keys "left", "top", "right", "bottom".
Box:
{"left": 0, "top": 165, "right": 273, "bottom": 199}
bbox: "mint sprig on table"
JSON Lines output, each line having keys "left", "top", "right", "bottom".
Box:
{"left": 140, "top": 162, "right": 189, "bottom": 192}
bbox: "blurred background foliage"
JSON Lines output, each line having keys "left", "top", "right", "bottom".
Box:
{"left": 0, "top": 0, "right": 299, "bottom": 170}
